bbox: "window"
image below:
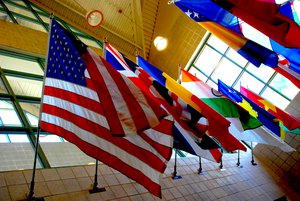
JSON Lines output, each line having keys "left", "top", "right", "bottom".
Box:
{"left": 6, "top": 76, "right": 43, "bottom": 97}
{"left": 19, "top": 102, "right": 40, "bottom": 126}
{"left": 0, "top": 54, "right": 44, "bottom": 75}
{"left": 188, "top": 34, "right": 299, "bottom": 110}
{"left": 0, "top": 100, "right": 22, "bottom": 126}
{"left": 0, "top": 0, "right": 104, "bottom": 170}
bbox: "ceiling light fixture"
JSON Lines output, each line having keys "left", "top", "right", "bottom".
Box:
{"left": 154, "top": 36, "right": 168, "bottom": 51}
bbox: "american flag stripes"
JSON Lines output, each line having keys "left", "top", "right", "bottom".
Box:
{"left": 104, "top": 42, "right": 222, "bottom": 163}
{"left": 40, "top": 19, "right": 173, "bottom": 198}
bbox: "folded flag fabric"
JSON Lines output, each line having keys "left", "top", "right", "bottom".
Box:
{"left": 240, "top": 86, "right": 300, "bottom": 130}
{"left": 181, "top": 69, "right": 294, "bottom": 152}
{"left": 173, "top": 0, "right": 300, "bottom": 88}
{"left": 41, "top": 19, "right": 173, "bottom": 198}
{"left": 137, "top": 67, "right": 223, "bottom": 162}
{"left": 218, "top": 80, "right": 285, "bottom": 140}
{"left": 137, "top": 56, "right": 247, "bottom": 152}
{"left": 180, "top": 69, "right": 262, "bottom": 130}
{"left": 104, "top": 42, "right": 222, "bottom": 162}
{"left": 211, "top": 0, "right": 300, "bottom": 48}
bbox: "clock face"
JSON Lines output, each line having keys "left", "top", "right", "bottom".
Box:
{"left": 86, "top": 10, "right": 104, "bottom": 28}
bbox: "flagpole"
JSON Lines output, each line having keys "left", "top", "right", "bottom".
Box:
{"left": 236, "top": 149, "right": 240, "bottom": 167}
{"left": 89, "top": 159, "right": 106, "bottom": 194}
{"left": 103, "top": 37, "right": 108, "bottom": 59}
{"left": 219, "top": 148, "right": 225, "bottom": 171}
{"left": 172, "top": 148, "right": 182, "bottom": 180}
{"left": 197, "top": 156, "right": 206, "bottom": 175}
{"left": 250, "top": 142, "right": 257, "bottom": 166}
{"left": 26, "top": 13, "right": 55, "bottom": 201}
{"left": 177, "top": 64, "right": 181, "bottom": 83}
{"left": 26, "top": 128, "right": 44, "bottom": 201}
{"left": 198, "top": 156, "right": 202, "bottom": 174}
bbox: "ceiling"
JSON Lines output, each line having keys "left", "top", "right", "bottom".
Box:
{"left": 28, "top": 0, "right": 207, "bottom": 78}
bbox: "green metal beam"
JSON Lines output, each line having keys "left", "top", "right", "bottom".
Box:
{"left": 23, "top": 0, "right": 49, "bottom": 32}
{"left": 3, "top": 69, "right": 43, "bottom": 81}
{"left": 0, "top": 0, "right": 18, "bottom": 24}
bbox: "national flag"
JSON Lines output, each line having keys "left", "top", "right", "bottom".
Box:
{"left": 181, "top": 69, "right": 294, "bottom": 152}
{"left": 212, "top": 0, "right": 300, "bottom": 48}
{"left": 137, "top": 67, "right": 223, "bottom": 162}
{"left": 218, "top": 80, "right": 286, "bottom": 140}
{"left": 40, "top": 19, "right": 173, "bottom": 198}
{"left": 137, "top": 56, "right": 247, "bottom": 152}
{"left": 180, "top": 69, "right": 262, "bottom": 130}
{"left": 172, "top": 0, "right": 300, "bottom": 88}
{"left": 104, "top": 42, "right": 222, "bottom": 162}
{"left": 173, "top": 0, "right": 300, "bottom": 48}
{"left": 240, "top": 86, "right": 300, "bottom": 130}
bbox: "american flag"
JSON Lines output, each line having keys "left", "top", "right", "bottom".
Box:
{"left": 104, "top": 42, "right": 222, "bottom": 163}
{"left": 40, "top": 19, "right": 173, "bottom": 198}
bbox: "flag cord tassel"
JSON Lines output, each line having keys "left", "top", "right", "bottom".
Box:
{"left": 89, "top": 160, "right": 106, "bottom": 194}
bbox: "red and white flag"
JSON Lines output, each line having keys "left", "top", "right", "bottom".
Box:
{"left": 40, "top": 19, "right": 173, "bottom": 198}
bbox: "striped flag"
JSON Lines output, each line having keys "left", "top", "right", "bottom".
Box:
{"left": 218, "top": 80, "right": 286, "bottom": 140}
{"left": 136, "top": 67, "right": 222, "bottom": 162}
{"left": 40, "top": 19, "right": 173, "bottom": 198}
{"left": 173, "top": 0, "right": 300, "bottom": 88}
{"left": 104, "top": 42, "right": 222, "bottom": 162}
{"left": 137, "top": 56, "right": 247, "bottom": 152}
{"left": 240, "top": 86, "right": 300, "bottom": 131}
{"left": 181, "top": 69, "right": 295, "bottom": 152}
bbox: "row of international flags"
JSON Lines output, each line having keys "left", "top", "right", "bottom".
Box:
{"left": 172, "top": 0, "right": 300, "bottom": 88}
{"left": 40, "top": 0, "right": 300, "bottom": 196}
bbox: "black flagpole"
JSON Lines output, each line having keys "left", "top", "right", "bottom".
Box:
{"left": 198, "top": 156, "right": 205, "bottom": 174}
{"left": 250, "top": 142, "right": 257, "bottom": 166}
{"left": 236, "top": 149, "right": 243, "bottom": 168}
{"left": 172, "top": 149, "right": 182, "bottom": 180}
{"left": 219, "top": 148, "right": 225, "bottom": 171}
{"left": 89, "top": 160, "right": 106, "bottom": 193}
{"left": 25, "top": 13, "right": 55, "bottom": 201}
{"left": 236, "top": 149, "right": 240, "bottom": 166}
{"left": 26, "top": 129, "right": 44, "bottom": 201}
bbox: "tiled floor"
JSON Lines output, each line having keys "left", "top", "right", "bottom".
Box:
{"left": 0, "top": 149, "right": 299, "bottom": 201}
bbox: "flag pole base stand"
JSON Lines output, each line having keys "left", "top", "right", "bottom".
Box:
{"left": 251, "top": 161, "right": 257, "bottom": 166}
{"left": 219, "top": 166, "right": 226, "bottom": 171}
{"left": 18, "top": 196, "right": 45, "bottom": 201}
{"left": 172, "top": 175, "right": 182, "bottom": 180}
{"left": 89, "top": 186, "right": 106, "bottom": 194}
{"left": 198, "top": 170, "right": 206, "bottom": 175}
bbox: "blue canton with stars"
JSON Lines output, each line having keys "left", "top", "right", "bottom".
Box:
{"left": 175, "top": 4, "right": 210, "bottom": 23}
{"left": 47, "top": 19, "right": 87, "bottom": 86}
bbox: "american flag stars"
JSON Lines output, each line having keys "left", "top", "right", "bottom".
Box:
{"left": 47, "top": 22, "right": 86, "bottom": 86}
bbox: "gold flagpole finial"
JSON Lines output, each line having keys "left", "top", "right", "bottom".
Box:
{"left": 49, "top": 12, "right": 54, "bottom": 19}
{"left": 168, "top": 1, "right": 175, "bottom": 5}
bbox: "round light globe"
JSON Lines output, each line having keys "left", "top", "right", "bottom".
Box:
{"left": 154, "top": 36, "right": 168, "bottom": 51}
